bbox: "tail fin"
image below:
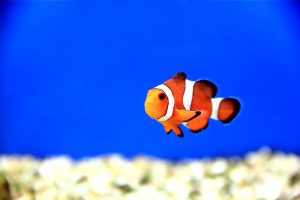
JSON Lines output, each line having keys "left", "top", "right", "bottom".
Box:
{"left": 211, "top": 98, "right": 240, "bottom": 123}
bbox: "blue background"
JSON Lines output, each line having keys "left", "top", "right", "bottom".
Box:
{"left": 1, "top": 1, "right": 300, "bottom": 159}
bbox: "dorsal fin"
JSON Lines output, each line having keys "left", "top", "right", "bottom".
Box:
{"left": 172, "top": 72, "right": 186, "bottom": 81}
{"left": 194, "top": 80, "right": 217, "bottom": 98}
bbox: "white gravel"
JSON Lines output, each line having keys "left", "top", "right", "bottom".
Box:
{"left": 0, "top": 148, "right": 300, "bottom": 200}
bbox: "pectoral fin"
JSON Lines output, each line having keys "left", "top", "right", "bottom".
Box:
{"left": 172, "top": 126, "right": 184, "bottom": 137}
{"left": 163, "top": 124, "right": 183, "bottom": 137}
{"left": 163, "top": 125, "right": 172, "bottom": 134}
{"left": 175, "top": 109, "right": 201, "bottom": 122}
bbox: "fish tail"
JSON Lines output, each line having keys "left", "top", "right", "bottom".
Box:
{"left": 211, "top": 97, "right": 240, "bottom": 123}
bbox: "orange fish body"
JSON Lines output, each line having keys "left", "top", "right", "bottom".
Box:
{"left": 144, "top": 72, "right": 240, "bottom": 137}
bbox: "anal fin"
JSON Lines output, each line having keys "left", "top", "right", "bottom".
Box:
{"left": 187, "top": 115, "right": 209, "bottom": 134}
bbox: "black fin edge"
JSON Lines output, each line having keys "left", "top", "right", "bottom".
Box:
{"left": 183, "top": 111, "right": 201, "bottom": 122}
{"left": 176, "top": 126, "right": 184, "bottom": 138}
{"left": 221, "top": 98, "right": 241, "bottom": 124}
{"left": 177, "top": 133, "right": 184, "bottom": 138}
{"left": 173, "top": 72, "right": 187, "bottom": 81}
{"left": 195, "top": 80, "right": 218, "bottom": 98}
{"left": 190, "top": 129, "right": 202, "bottom": 134}
{"left": 202, "top": 122, "right": 209, "bottom": 130}
{"left": 190, "top": 122, "right": 208, "bottom": 134}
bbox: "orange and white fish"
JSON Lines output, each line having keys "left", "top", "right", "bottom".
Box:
{"left": 144, "top": 72, "right": 240, "bottom": 137}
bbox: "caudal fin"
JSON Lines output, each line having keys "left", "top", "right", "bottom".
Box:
{"left": 211, "top": 98, "right": 240, "bottom": 124}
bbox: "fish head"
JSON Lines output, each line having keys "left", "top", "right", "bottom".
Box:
{"left": 144, "top": 88, "right": 168, "bottom": 120}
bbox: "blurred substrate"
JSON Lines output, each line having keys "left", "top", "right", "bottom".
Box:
{"left": 0, "top": 148, "right": 300, "bottom": 200}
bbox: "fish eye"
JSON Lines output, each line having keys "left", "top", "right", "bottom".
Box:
{"left": 159, "top": 93, "right": 166, "bottom": 100}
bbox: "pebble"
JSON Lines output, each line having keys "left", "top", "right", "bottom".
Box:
{"left": 0, "top": 148, "right": 300, "bottom": 200}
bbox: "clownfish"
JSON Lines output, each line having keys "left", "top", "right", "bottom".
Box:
{"left": 144, "top": 72, "right": 240, "bottom": 137}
